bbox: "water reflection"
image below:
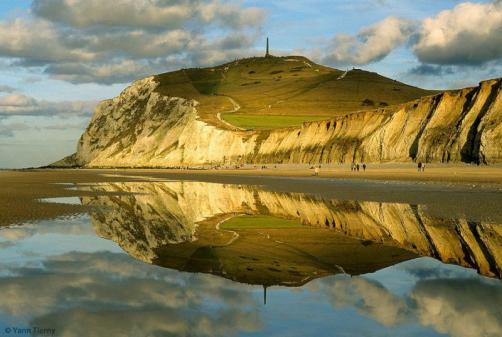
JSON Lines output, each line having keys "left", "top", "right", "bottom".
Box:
{"left": 81, "top": 181, "right": 502, "bottom": 280}
{"left": 0, "top": 250, "right": 262, "bottom": 337}
{"left": 0, "top": 180, "right": 501, "bottom": 337}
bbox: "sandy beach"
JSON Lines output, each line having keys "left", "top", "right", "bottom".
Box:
{"left": 158, "top": 163, "right": 502, "bottom": 185}
{"left": 1, "top": 165, "right": 502, "bottom": 227}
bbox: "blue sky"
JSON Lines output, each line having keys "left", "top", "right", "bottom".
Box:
{"left": 0, "top": 0, "right": 500, "bottom": 168}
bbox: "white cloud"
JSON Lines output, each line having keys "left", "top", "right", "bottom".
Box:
{"left": 414, "top": 1, "right": 502, "bottom": 65}
{"left": 321, "top": 17, "right": 416, "bottom": 66}
{"left": 321, "top": 1, "right": 502, "bottom": 68}
{"left": 0, "top": 0, "right": 266, "bottom": 84}
{"left": 0, "top": 94, "right": 96, "bottom": 117}
{"left": 32, "top": 0, "right": 264, "bottom": 30}
{"left": 0, "top": 18, "right": 95, "bottom": 63}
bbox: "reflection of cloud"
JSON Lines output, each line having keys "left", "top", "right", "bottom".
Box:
{"left": 0, "top": 227, "right": 34, "bottom": 240}
{"left": 0, "top": 251, "right": 261, "bottom": 337}
{"left": 0, "top": 217, "right": 94, "bottom": 243}
{"left": 317, "top": 271, "right": 502, "bottom": 337}
{"left": 320, "top": 275, "right": 410, "bottom": 326}
{"left": 412, "top": 279, "right": 502, "bottom": 337}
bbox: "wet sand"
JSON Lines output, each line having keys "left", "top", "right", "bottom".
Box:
{"left": 1, "top": 165, "right": 502, "bottom": 226}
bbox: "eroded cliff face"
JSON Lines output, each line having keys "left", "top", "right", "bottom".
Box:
{"left": 82, "top": 181, "right": 502, "bottom": 279}
{"left": 74, "top": 76, "right": 502, "bottom": 166}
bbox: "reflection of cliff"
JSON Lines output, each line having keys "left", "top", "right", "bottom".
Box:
{"left": 83, "top": 181, "right": 502, "bottom": 280}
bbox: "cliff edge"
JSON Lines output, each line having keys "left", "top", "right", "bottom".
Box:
{"left": 60, "top": 74, "right": 502, "bottom": 167}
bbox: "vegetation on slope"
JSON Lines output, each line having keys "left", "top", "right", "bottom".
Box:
{"left": 221, "top": 215, "right": 304, "bottom": 229}
{"left": 154, "top": 55, "right": 436, "bottom": 130}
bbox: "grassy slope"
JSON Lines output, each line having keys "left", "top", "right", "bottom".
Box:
{"left": 220, "top": 215, "right": 304, "bottom": 229}
{"left": 154, "top": 55, "right": 436, "bottom": 130}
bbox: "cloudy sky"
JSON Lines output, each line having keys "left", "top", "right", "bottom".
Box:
{"left": 0, "top": 0, "right": 501, "bottom": 168}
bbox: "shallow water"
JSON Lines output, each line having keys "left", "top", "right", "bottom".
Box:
{"left": 0, "top": 179, "right": 501, "bottom": 337}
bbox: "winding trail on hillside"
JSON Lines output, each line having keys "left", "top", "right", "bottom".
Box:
{"left": 337, "top": 70, "right": 348, "bottom": 80}
{"left": 216, "top": 96, "right": 246, "bottom": 131}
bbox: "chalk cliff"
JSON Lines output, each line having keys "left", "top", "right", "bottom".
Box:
{"left": 71, "top": 76, "right": 502, "bottom": 167}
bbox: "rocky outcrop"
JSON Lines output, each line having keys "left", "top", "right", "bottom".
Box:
{"left": 73, "top": 76, "right": 502, "bottom": 167}
{"left": 82, "top": 181, "right": 502, "bottom": 279}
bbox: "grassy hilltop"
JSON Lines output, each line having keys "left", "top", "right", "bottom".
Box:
{"left": 154, "top": 55, "right": 436, "bottom": 130}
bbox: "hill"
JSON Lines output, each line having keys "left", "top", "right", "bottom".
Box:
{"left": 153, "top": 56, "right": 436, "bottom": 129}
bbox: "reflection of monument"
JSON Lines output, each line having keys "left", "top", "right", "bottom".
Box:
{"left": 82, "top": 181, "right": 502, "bottom": 284}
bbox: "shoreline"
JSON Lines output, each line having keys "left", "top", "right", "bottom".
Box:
{"left": 38, "top": 163, "right": 502, "bottom": 186}
{"left": 2, "top": 166, "right": 502, "bottom": 227}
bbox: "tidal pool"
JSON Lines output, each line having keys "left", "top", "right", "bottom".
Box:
{"left": 0, "top": 179, "right": 501, "bottom": 337}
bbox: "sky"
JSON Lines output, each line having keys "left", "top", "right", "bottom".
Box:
{"left": 0, "top": 0, "right": 501, "bottom": 168}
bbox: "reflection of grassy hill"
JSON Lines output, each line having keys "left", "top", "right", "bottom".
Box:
{"left": 154, "top": 55, "right": 436, "bottom": 129}
{"left": 154, "top": 214, "right": 416, "bottom": 287}
{"left": 221, "top": 215, "right": 303, "bottom": 229}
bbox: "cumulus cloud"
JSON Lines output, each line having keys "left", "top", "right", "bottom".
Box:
{"left": 0, "top": 18, "right": 95, "bottom": 63}
{"left": 32, "top": 0, "right": 263, "bottom": 30}
{"left": 414, "top": 1, "right": 502, "bottom": 65}
{"left": 321, "top": 1, "right": 502, "bottom": 70}
{"left": 0, "top": 94, "right": 96, "bottom": 117}
{"left": 321, "top": 17, "right": 416, "bottom": 65}
{"left": 0, "top": 0, "right": 265, "bottom": 84}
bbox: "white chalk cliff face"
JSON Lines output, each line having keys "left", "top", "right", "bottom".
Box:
{"left": 82, "top": 181, "right": 502, "bottom": 279}
{"left": 71, "top": 75, "right": 502, "bottom": 167}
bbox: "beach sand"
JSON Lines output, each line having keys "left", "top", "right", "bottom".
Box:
{"left": 1, "top": 164, "right": 502, "bottom": 226}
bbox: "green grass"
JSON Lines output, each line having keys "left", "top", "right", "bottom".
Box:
{"left": 154, "top": 55, "right": 437, "bottom": 130}
{"left": 221, "top": 215, "right": 304, "bottom": 229}
{"left": 221, "top": 114, "right": 329, "bottom": 129}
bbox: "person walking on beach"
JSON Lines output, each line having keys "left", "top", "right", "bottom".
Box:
{"left": 314, "top": 166, "right": 319, "bottom": 176}
{"left": 418, "top": 162, "right": 422, "bottom": 172}
{"left": 356, "top": 164, "right": 360, "bottom": 172}
{"left": 422, "top": 163, "right": 426, "bottom": 172}
{"left": 362, "top": 163, "right": 366, "bottom": 171}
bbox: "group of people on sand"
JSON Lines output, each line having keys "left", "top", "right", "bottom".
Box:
{"left": 350, "top": 162, "right": 366, "bottom": 172}
{"left": 417, "top": 162, "right": 426, "bottom": 172}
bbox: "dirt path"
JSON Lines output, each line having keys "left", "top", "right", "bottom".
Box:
{"left": 216, "top": 96, "right": 246, "bottom": 131}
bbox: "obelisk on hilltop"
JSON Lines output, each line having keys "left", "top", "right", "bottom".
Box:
{"left": 265, "top": 37, "right": 270, "bottom": 57}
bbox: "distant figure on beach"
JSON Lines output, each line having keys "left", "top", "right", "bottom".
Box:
{"left": 350, "top": 162, "right": 355, "bottom": 171}
{"left": 362, "top": 163, "right": 366, "bottom": 171}
{"left": 422, "top": 163, "right": 426, "bottom": 172}
{"left": 356, "top": 164, "right": 360, "bottom": 172}
{"left": 314, "top": 166, "right": 319, "bottom": 176}
{"left": 418, "top": 162, "right": 422, "bottom": 172}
